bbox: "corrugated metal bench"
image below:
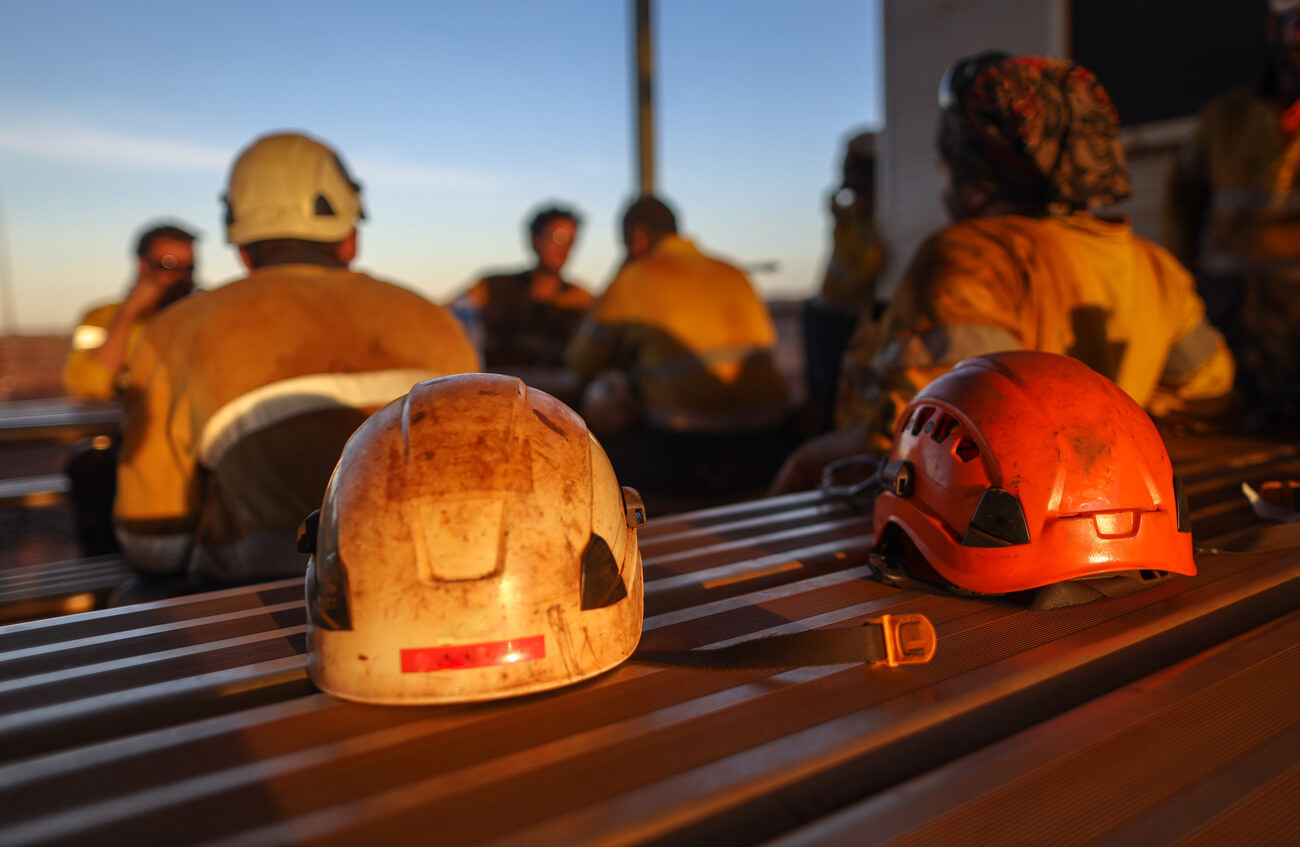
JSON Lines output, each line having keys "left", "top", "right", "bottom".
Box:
{"left": 0, "top": 474, "right": 71, "bottom": 509}
{"left": 0, "top": 435, "right": 1296, "bottom": 845}
{"left": 0, "top": 555, "right": 131, "bottom": 623}
{"left": 772, "top": 606, "right": 1300, "bottom": 847}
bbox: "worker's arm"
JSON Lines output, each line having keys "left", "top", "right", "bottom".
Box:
{"left": 773, "top": 230, "right": 1024, "bottom": 495}
{"left": 92, "top": 265, "right": 182, "bottom": 383}
{"left": 834, "top": 229, "right": 1024, "bottom": 441}
{"left": 1147, "top": 255, "right": 1236, "bottom": 417}
{"left": 114, "top": 334, "right": 200, "bottom": 575}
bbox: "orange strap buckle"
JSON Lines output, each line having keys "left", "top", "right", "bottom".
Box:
{"left": 871, "top": 613, "right": 937, "bottom": 667}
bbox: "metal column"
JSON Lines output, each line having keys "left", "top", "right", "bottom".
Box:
{"left": 634, "top": 0, "right": 656, "bottom": 194}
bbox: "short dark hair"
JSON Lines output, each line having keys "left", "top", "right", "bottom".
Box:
{"left": 241, "top": 238, "right": 346, "bottom": 269}
{"left": 527, "top": 204, "right": 581, "bottom": 238}
{"left": 621, "top": 195, "right": 678, "bottom": 245}
{"left": 135, "top": 223, "right": 197, "bottom": 258}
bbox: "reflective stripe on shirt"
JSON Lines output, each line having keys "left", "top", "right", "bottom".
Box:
{"left": 198, "top": 368, "right": 441, "bottom": 468}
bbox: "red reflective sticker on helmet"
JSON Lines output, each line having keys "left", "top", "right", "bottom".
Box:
{"left": 400, "top": 635, "right": 546, "bottom": 673}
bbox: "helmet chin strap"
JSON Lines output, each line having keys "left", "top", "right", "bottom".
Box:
{"left": 633, "top": 613, "right": 936, "bottom": 671}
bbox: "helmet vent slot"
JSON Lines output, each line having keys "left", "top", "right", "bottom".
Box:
{"left": 932, "top": 415, "right": 957, "bottom": 443}
{"left": 962, "top": 487, "right": 1030, "bottom": 547}
{"left": 911, "top": 407, "right": 935, "bottom": 436}
{"left": 581, "top": 534, "right": 629, "bottom": 610}
{"left": 954, "top": 438, "right": 980, "bottom": 462}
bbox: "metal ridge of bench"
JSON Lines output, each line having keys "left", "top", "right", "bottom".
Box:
{"left": 0, "top": 555, "right": 130, "bottom": 601}
{"left": 770, "top": 607, "right": 1300, "bottom": 847}
{"left": 0, "top": 474, "right": 70, "bottom": 507}
{"left": 0, "top": 399, "right": 120, "bottom": 443}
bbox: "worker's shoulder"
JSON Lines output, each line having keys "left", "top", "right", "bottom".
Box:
{"left": 918, "top": 215, "right": 1043, "bottom": 259}
{"left": 477, "top": 269, "right": 529, "bottom": 287}
{"left": 73, "top": 300, "right": 123, "bottom": 327}
{"left": 208, "top": 265, "right": 440, "bottom": 307}
{"left": 662, "top": 238, "right": 753, "bottom": 286}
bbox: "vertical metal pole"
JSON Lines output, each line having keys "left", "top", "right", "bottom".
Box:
{"left": 635, "top": 0, "right": 656, "bottom": 194}
{"left": 0, "top": 197, "right": 14, "bottom": 399}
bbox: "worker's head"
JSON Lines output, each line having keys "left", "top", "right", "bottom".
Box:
{"left": 223, "top": 132, "right": 365, "bottom": 270}
{"left": 527, "top": 205, "right": 582, "bottom": 275}
{"left": 621, "top": 195, "right": 678, "bottom": 260}
{"left": 133, "top": 222, "right": 197, "bottom": 305}
{"left": 936, "top": 53, "right": 1130, "bottom": 221}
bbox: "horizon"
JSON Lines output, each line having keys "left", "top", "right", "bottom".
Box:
{"left": 0, "top": 1, "right": 883, "bottom": 334}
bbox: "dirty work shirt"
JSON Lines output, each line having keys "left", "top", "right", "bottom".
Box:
{"left": 454, "top": 270, "right": 593, "bottom": 368}
{"left": 62, "top": 301, "right": 140, "bottom": 400}
{"left": 566, "top": 235, "right": 788, "bottom": 432}
{"left": 837, "top": 213, "right": 1235, "bottom": 446}
{"left": 116, "top": 263, "right": 480, "bottom": 585}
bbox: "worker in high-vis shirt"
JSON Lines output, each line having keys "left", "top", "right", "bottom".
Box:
{"left": 1165, "top": 0, "right": 1300, "bottom": 425}
{"left": 450, "top": 204, "right": 594, "bottom": 369}
{"left": 114, "top": 132, "right": 479, "bottom": 600}
{"left": 63, "top": 223, "right": 199, "bottom": 401}
{"left": 772, "top": 53, "right": 1234, "bottom": 494}
{"left": 565, "top": 196, "right": 790, "bottom": 497}
{"left": 803, "top": 131, "right": 886, "bottom": 431}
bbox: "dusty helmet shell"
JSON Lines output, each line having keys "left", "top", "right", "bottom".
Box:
{"left": 305, "top": 373, "right": 646, "bottom": 705}
{"left": 224, "top": 132, "right": 364, "bottom": 246}
{"left": 872, "top": 351, "right": 1194, "bottom": 597}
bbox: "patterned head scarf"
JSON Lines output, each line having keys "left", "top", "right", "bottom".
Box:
{"left": 937, "top": 53, "right": 1130, "bottom": 213}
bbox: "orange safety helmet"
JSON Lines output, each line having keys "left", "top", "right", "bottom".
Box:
{"left": 301, "top": 373, "right": 646, "bottom": 705}
{"left": 871, "top": 351, "right": 1194, "bottom": 604}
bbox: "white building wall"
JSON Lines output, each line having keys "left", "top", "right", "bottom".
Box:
{"left": 878, "top": 0, "right": 1067, "bottom": 300}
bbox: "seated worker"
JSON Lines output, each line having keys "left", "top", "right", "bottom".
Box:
{"left": 451, "top": 204, "right": 593, "bottom": 370}
{"left": 803, "top": 131, "right": 886, "bottom": 431}
{"left": 1165, "top": 1, "right": 1300, "bottom": 426}
{"left": 63, "top": 222, "right": 199, "bottom": 401}
{"left": 773, "top": 53, "right": 1235, "bottom": 493}
{"left": 566, "top": 195, "right": 791, "bottom": 498}
{"left": 114, "top": 131, "right": 479, "bottom": 599}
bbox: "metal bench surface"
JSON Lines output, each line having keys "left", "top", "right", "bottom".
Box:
{"left": 0, "top": 435, "right": 1296, "bottom": 846}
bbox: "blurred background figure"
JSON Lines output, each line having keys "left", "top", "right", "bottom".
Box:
{"left": 802, "top": 130, "right": 885, "bottom": 432}
{"left": 60, "top": 222, "right": 199, "bottom": 556}
{"left": 1165, "top": 0, "right": 1300, "bottom": 427}
{"left": 567, "top": 195, "right": 791, "bottom": 506}
{"left": 451, "top": 204, "right": 593, "bottom": 370}
{"left": 774, "top": 53, "right": 1234, "bottom": 493}
{"left": 113, "top": 131, "right": 478, "bottom": 602}
{"left": 62, "top": 222, "right": 199, "bottom": 401}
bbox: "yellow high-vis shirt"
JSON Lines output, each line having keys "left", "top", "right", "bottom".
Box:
{"left": 566, "top": 235, "right": 787, "bottom": 432}
{"left": 116, "top": 263, "right": 480, "bottom": 584}
{"left": 837, "top": 212, "right": 1235, "bottom": 445}
{"left": 62, "top": 302, "right": 142, "bottom": 401}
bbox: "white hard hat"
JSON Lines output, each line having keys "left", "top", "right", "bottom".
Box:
{"left": 303, "top": 373, "right": 647, "bottom": 705}
{"left": 224, "top": 132, "right": 365, "bottom": 246}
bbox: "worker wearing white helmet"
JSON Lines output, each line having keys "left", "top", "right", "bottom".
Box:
{"left": 114, "top": 131, "right": 479, "bottom": 600}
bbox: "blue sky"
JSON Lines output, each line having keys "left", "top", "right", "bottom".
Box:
{"left": 0, "top": 0, "right": 881, "bottom": 330}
